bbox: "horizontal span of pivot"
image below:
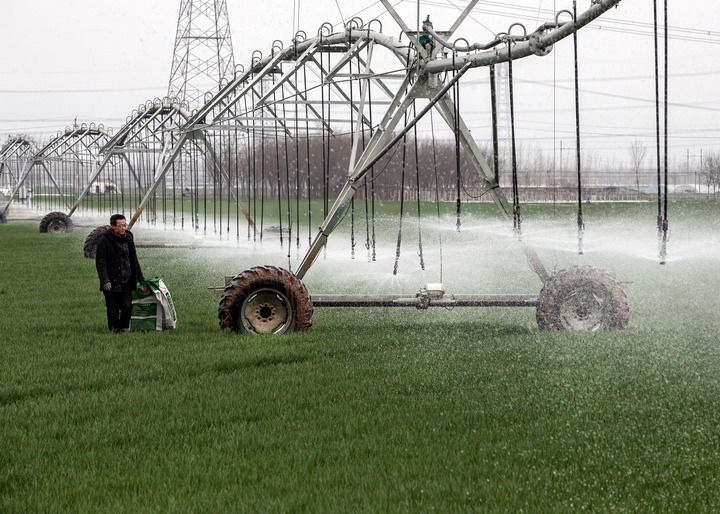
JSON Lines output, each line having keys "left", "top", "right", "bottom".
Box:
{"left": 309, "top": 294, "right": 538, "bottom": 308}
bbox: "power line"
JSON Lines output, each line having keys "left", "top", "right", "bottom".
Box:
{"left": 513, "top": 78, "right": 720, "bottom": 113}
{"left": 0, "top": 86, "right": 167, "bottom": 94}
{"left": 423, "top": 0, "right": 720, "bottom": 45}
{"left": 464, "top": 69, "right": 720, "bottom": 85}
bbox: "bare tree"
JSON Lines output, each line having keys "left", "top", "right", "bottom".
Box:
{"left": 703, "top": 152, "right": 720, "bottom": 200}
{"left": 629, "top": 140, "right": 647, "bottom": 195}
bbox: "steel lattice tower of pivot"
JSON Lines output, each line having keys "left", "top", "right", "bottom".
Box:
{"left": 167, "top": 0, "right": 236, "bottom": 109}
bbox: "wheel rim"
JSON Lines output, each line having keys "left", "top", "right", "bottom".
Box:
{"left": 48, "top": 220, "right": 66, "bottom": 233}
{"left": 558, "top": 283, "right": 608, "bottom": 331}
{"left": 240, "top": 288, "right": 292, "bottom": 334}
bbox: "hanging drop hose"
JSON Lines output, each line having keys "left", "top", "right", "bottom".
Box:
{"left": 295, "top": 113, "right": 301, "bottom": 255}
{"left": 490, "top": 64, "right": 500, "bottom": 186}
{"left": 227, "top": 131, "right": 233, "bottom": 238}
{"left": 653, "top": 0, "right": 662, "bottom": 240}
{"left": 325, "top": 48, "right": 332, "bottom": 229}
{"left": 216, "top": 130, "right": 222, "bottom": 235}
{"left": 272, "top": 85, "right": 284, "bottom": 248}
{"left": 507, "top": 39, "right": 521, "bottom": 238}
{"left": 349, "top": 45, "right": 356, "bottom": 260}
{"left": 232, "top": 128, "right": 239, "bottom": 240}
{"left": 660, "top": 0, "right": 669, "bottom": 264}
{"left": 294, "top": 39, "right": 301, "bottom": 254}
{"left": 302, "top": 66, "right": 312, "bottom": 247}
{"left": 323, "top": 48, "right": 332, "bottom": 258}
{"left": 572, "top": 1, "right": 584, "bottom": 254}
{"left": 192, "top": 139, "right": 199, "bottom": 231}
{"left": 393, "top": 109, "right": 410, "bottom": 276}
{"left": 368, "top": 75, "right": 377, "bottom": 262}
{"left": 412, "top": 101, "right": 425, "bottom": 271}
{"left": 250, "top": 99, "right": 257, "bottom": 241}
{"left": 281, "top": 90, "right": 292, "bottom": 260}
{"left": 452, "top": 52, "right": 462, "bottom": 232}
{"left": 260, "top": 104, "right": 266, "bottom": 242}
{"left": 172, "top": 146, "right": 177, "bottom": 229}
{"left": 243, "top": 95, "right": 253, "bottom": 240}
{"left": 319, "top": 33, "right": 328, "bottom": 250}
{"left": 361, "top": 83, "right": 371, "bottom": 263}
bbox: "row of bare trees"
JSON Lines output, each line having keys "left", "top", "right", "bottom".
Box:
{"left": 175, "top": 134, "right": 718, "bottom": 204}
{"left": 631, "top": 139, "right": 720, "bottom": 199}
{"left": 216, "top": 133, "right": 624, "bottom": 203}
{"left": 702, "top": 152, "right": 720, "bottom": 199}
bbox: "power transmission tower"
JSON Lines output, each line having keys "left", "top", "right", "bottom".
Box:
{"left": 167, "top": 0, "right": 236, "bottom": 109}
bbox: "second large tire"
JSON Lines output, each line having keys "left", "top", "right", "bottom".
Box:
{"left": 536, "top": 266, "right": 629, "bottom": 331}
{"left": 39, "top": 211, "right": 73, "bottom": 233}
{"left": 218, "top": 266, "right": 313, "bottom": 334}
{"left": 83, "top": 225, "right": 110, "bottom": 258}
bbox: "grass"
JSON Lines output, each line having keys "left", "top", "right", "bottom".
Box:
{"left": 1, "top": 198, "right": 720, "bottom": 512}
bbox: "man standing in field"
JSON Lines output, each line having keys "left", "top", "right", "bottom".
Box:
{"left": 95, "top": 214, "right": 144, "bottom": 332}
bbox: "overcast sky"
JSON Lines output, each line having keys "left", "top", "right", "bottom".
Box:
{"left": 1, "top": 0, "right": 718, "bottom": 168}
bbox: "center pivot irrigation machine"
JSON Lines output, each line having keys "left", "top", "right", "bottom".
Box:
{"left": 1, "top": 0, "right": 642, "bottom": 335}
{"left": 204, "top": 0, "right": 632, "bottom": 334}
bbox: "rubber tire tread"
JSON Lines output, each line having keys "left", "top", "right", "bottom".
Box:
{"left": 536, "top": 265, "right": 629, "bottom": 331}
{"left": 218, "top": 265, "right": 313, "bottom": 333}
{"left": 83, "top": 225, "right": 110, "bottom": 259}
{"left": 39, "top": 211, "right": 73, "bottom": 233}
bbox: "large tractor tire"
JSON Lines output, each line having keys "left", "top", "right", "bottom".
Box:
{"left": 536, "top": 266, "right": 629, "bottom": 331}
{"left": 83, "top": 225, "right": 110, "bottom": 259}
{"left": 39, "top": 211, "right": 73, "bottom": 233}
{"left": 219, "top": 266, "right": 313, "bottom": 334}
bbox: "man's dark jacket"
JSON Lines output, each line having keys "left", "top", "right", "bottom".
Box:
{"left": 95, "top": 228, "right": 144, "bottom": 292}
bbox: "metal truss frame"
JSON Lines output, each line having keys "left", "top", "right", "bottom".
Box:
{"left": 1, "top": 125, "right": 110, "bottom": 217}
{"left": 68, "top": 99, "right": 193, "bottom": 217}
{"left": 122, "top": 0, "right": 621, "bottom": 286}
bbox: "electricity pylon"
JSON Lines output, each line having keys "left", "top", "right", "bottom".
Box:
{"left": 167, "top": 0, "right": 236, "bottom": 109}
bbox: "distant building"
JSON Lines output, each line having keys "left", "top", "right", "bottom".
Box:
{"left": 89, "top": 180, "right": 121, "bottom": 195}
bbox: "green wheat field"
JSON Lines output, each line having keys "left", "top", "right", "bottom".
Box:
{"left": 1, "top": 198, "right": 719, "bottom": 512}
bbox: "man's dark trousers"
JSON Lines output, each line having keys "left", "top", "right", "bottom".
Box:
{"left": 103, "top": 289, "right": 132, "bottom": 331}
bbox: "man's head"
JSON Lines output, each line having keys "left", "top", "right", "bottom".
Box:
{"left": 110, "top": 214, "right": 127, "bottom": 236}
